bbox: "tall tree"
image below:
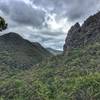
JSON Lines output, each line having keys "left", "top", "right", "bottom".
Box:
{"left": 0, "top": 16, "right": 7, "bottom": 31}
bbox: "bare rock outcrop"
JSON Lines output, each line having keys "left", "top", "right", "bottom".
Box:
{"left": 64, "top": 12, "right": 100, "bottom": 53}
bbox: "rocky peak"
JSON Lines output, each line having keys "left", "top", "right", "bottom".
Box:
{"left": 81, "top": 12, "right": 100, "bottom": 33}
{"left": 63, "top": 22, "right": 81, "bottom": 53}
{"left": 64, "top": 12, "right": 100, "bottom": 53}
{"left": 69, "top": 22, "right": 81, "bottom": 33}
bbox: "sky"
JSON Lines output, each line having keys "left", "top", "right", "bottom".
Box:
{"left": 0, "top": 0, "right": 100, "bottom": 50}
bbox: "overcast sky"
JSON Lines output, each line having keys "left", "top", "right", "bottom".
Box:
{"left": 0, "top": 0, "right": 100, "bottom": 50}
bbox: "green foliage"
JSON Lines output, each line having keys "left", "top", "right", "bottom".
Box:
{"left": 0, "top": 16, "right": 7, "bottom": 31}
{"left": 0, "top": 42, "right": 100, "bottom": 100}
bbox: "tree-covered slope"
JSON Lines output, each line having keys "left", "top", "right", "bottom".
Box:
{"left": 0, "top": 42, "right": 100, "bottom": 100}
{"left": 0, "top": 32, "right": 51, "bottom": 69}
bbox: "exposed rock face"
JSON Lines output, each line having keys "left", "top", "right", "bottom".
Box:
{"left": 0, "top": 32, "right": 51, "bottom": 69}
{"left": 64, "top": 12, "right": 100, "bottom": 53}
{"left": 63, "top": 23, "right": 81, "bottom": 52}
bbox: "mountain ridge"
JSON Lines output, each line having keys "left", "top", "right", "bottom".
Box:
{"left": 0, "top": 32, "right": 51, "bottom": 69}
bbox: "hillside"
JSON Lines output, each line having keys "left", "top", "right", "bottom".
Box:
{"left": 0, "top": 32, "right": 51, "bottom": 69}
{"left": 0, "top": 12, "right": 100, "bottom": 100}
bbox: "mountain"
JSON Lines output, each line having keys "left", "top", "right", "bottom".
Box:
{"left": 0, "top": 32, "right": 51, "bottom": 69}
{"left": 64, "top": 12, "right": 100, "bottom": 53}
{"left": 47, "top": 48, "right": 63, "bottom": 55}
{"left": 0, "top": 12, "right": 100, "bottom": 100}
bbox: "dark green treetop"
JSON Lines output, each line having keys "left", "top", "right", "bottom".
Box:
{"left": 0, "top": 16, "right": 8, "bottom": 31}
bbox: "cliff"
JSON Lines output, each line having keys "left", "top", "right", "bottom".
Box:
{"left": 64, "top": 12, "right": 100, "bottom": 53}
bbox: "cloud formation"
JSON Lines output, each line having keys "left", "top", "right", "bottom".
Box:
{"left": 0, "top": 0, "right": 45, "bottom": 28}
{"left": 0, "top": 0, "right": 100, "bottom": 50}
{"left": 32, "top": 0, "right": 100, "bottom": 21}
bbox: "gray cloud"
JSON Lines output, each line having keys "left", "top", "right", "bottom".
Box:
{"left": 1, "top": 0, "right": 100, "bottom": 26}
{"left": 65, "top": 0, "right": 100, "bottom": 21}
{"left": 0, "top": 0, "right": 45, "bottom": 28}
{"left": 32, "top": 0, "right": 100, "bottom": 21}
{"left": 0, "top": 2, "right": 9, "bottom": 14}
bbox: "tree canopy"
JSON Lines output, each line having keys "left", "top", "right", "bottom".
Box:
{"left": 0, "top": 16, "right": 7, "bottom": 31}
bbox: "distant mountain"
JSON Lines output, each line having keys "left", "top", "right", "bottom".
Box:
{"left": 0, "top": 32, "right": 51, "bottom": 69}
{"left": 47, "top": 48, "right": 62, "bottom": 55}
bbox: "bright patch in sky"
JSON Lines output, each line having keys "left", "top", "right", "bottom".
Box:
{"left": 46, "top": 14, "right": 71, "bottom": 33}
